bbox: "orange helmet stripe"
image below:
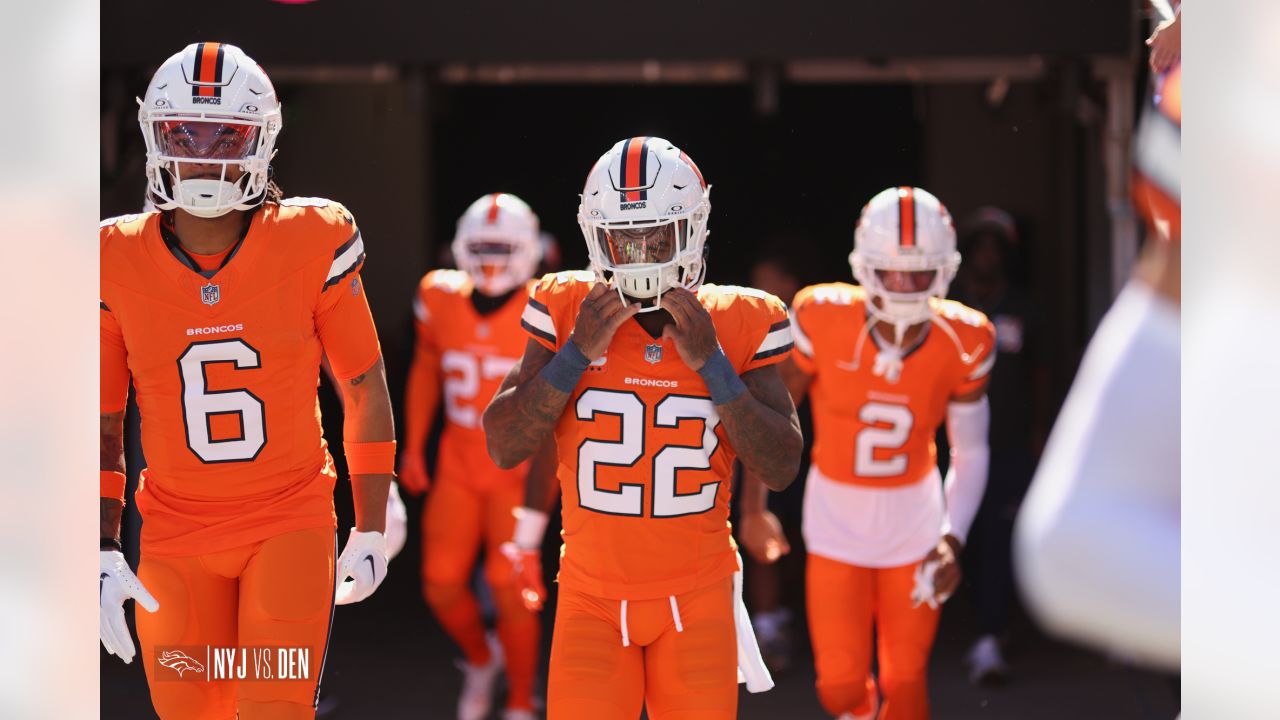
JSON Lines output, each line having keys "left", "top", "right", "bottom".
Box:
{"left": 898, "top": 186, "right": 916, "bottom": 248}
{"left": 620, "top": 136, "right": 649, "bottom": 202}
{"left": 487, "top": 193, "right": 502, "bottom": 223}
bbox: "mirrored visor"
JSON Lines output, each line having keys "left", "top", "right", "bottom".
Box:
{"left": 874, "top": 269, "right": 937, "bottom": 293}
{"left": 156, "top": 121, "right": 260, "bottom": 160}
{"left": 594, "top": 223, "right": 678, "bottom": 266}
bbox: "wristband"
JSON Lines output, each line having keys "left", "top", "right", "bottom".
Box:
{"left": 100, "top": 537, "right": 123, "bottom": 552}
{"left": 100, "top": 470, "right": 126, "bottom": 503}
{"left": 698, "top": 349, "right": 747, "bottom": 404}
{"left": 345, "top": 440, "right": 397, "bottom": 475}
{"left": 539, "top": 339, "right": 591, "bottom": 394}
{"left": 512, "top": 507, "right": 549, "bottom": 549}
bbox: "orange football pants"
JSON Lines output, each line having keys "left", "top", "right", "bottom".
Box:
{"left": 807, "top": 553, "right": 940, "bottom": 720}
{"left": 422, "top": 476, "right": 539, "bottom": 711}
{"left": 136, "top": 525, "right": 336, "bottom": 720}
{"left": 547, "top": 576, "right": 737, "bottom": 720}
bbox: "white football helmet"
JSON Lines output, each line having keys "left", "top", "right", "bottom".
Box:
{"left": 850, "top": 186, "right": 961, "bottom": 331}
{"left": 578, "top": 137, "right": 710, "bottom": 311}
{"left": 452, "top": 193, "right": 542, "bottom": 296}
{"left": 139, "top": 42, "right": 282, "bottom": 218}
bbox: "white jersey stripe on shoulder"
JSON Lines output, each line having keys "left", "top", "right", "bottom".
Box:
{"left": 753, "top": 319, "right": 794, "bottom": 359}
{"left": 967, "top": 348, "right": 996, "bottom": 380}
{"left": 521, "top": 300, "right": 555, "bottom": 340}
{"left": 326, "top": 232, "right": 365, "bottom": 284}
{"left": 413, "top": 295, "right": 428, "bottom": 322}
{"left": 790, "top": 311, "right": 814, "bottom": 357}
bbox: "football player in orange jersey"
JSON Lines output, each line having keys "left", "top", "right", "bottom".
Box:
{"left": 99, "top": 43, "right": 398, "bottom": 720}
{"left": 482, "top": 136, "right": 803, "bottom": 720}
{"left": 398, "top": 192, "right": 556, "bottom": 720}
{"left": 741, "top": 187, "right": 995, "bottom": 720}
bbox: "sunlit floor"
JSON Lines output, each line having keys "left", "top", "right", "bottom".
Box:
{"left": 101, "top": 558, "right": 1179, "bottom": 720}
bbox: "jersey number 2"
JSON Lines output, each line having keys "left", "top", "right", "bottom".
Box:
{"left": 178, "top": 339, "right": 267, "bottom": 463}
{"left": 576, "top": 389, "right": 721, "bottom": 518}
{"left": 854, "top": 401, "right": 914, "bottom": 477}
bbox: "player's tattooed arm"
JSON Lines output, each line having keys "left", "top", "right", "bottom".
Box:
{"left": 716, "top": 364, "right": 803, "bottom": 491}
{"left": 338, "top": 355, "right": 396, "bottom": 532}
{"left": 524, "top": 438, "right": 561, "bottom": 513}
{"left": 338, "top": 356, "right": 394, "bottom": 441}
{"left": 483, "top": 339, "right": 568, "bottom": 469}
{"left": 100, "top": 411, "right": 126, "bottom": 544}
{"left": 657, "top": 288, "right": 802, "bottom": 490}
{"left": 735, "top": 355, "right": 814, "bottom": 560}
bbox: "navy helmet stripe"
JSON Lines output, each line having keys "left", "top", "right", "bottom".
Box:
{"left": 637, "top": 136, "right": 649, "bottom": 201}
{"left": 212, "top": 44, "right": 226, "bottom": 97}
{"left": 617, "top": 137, "right": 632, "bottom": 202}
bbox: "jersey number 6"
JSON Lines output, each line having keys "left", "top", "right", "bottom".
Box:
{"left": 576, "top": 388, "right": 721, "bottom": 518}
{"left": 178, "top": 339, "right": 267, "bottom": 463}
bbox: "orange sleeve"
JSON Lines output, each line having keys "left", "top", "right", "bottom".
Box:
{"left": 740, "top": 291, "right": 794, "bottom": 373}
{"left": 520, "top": 274, "right": 561, "bottom": 352}
{"left": 787, "top": 287, "right": 819, "bottom": 375}
{"left": 953, "top": 318, "right": 997, "bottom": 398}
{"left": 789, "top": 313, "right": 817, "bottom": 375}
{"left": 403, "top": 284, "right": 442, "bottom": 455}
{"left": 100, "top": 302, "right": 130, "bottom": 414}
{"left": 315, "top": 222, "right": 381, "bottom": 380}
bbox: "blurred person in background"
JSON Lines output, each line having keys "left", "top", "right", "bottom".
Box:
{"left": 398, "top": 193, "right": 555, "bottom": 720}
{"left": 100, "top": 42, "right": 397, "bottom": 719}
{"left": 1014, "top": 54, "right": 1181, "bottom": 673}
{"left": 1146, "top": 2, "right": 1181, "bottom": 73}
{"left": 485, "top": 136, "right": 798, "bottom": 718}
{"left": 739, "top": 240, "right": 812, "bottom": 674}
{"left": 949, "top": 208, "right": 1051, "bottom": 684}
{"left": 742, "top": 187, "right": 995, "bottom": 720}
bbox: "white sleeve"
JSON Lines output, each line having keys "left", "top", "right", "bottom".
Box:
{"left": 941, "top": 396, "right": 990, "bottom": 544}
{"left": 1013, "top": 282, "right": 1180, "bottom": 671}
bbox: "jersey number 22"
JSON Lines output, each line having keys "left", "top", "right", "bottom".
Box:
{"left": 576, "top": 388, "right": 721, "bottom": 518}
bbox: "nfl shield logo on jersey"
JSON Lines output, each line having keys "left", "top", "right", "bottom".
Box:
{"left": 200, "top": 283, "right": 221, "bottom": 306}
{"left": 644, "top": 343, "right": 663, "bottom": 364}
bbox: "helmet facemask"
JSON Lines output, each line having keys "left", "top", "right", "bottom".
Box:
{"left": 453, "top": 235, "right": 539, "bottom": 297}
{"left": 579, "top": 196, "right": 709, "bottom": 312}
{"left": 851, "top": 249, "right": 960, "bottom": 341}
{"left": 142, "top": 113, "right": 280, "bottom": 218}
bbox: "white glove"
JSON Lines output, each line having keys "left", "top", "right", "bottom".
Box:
{"left": 910, "top": 559, "right": 951, "bottom": 610}
{"left": 385, "top": 482, "right": 408, "bottom": 561}
{"left": 100, "top": 549, "right": 159, "bottom": 663}
{"left": 335, "top": 529, "right": 388, "bottom": 605}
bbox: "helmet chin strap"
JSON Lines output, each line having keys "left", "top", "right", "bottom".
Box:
{"left": 870, "top": 318, "right": 909, "bottom": 383}
{"left": 176, "top": 179, "right": 242, "bottom": 218}
{"left": 611, "top": 263, "right": 682, "bottom": 314}
{"left": 865, "top": 298, "right": 932, "bottom": 384}
{"left": 166, "top": 158, "right": 257, "bottom": 218}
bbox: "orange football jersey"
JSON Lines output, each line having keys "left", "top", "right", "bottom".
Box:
{"left": 411, "top": 269, "right": 532, "bottom": 491}
{"left": 790, "top": 282, "right": 995, "bottom": 489}
{"left": 520, "top": 271, "right": 794, "bottom": 600}
{"left": 100, "top": 198, "right": 381, "bottom": 557}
